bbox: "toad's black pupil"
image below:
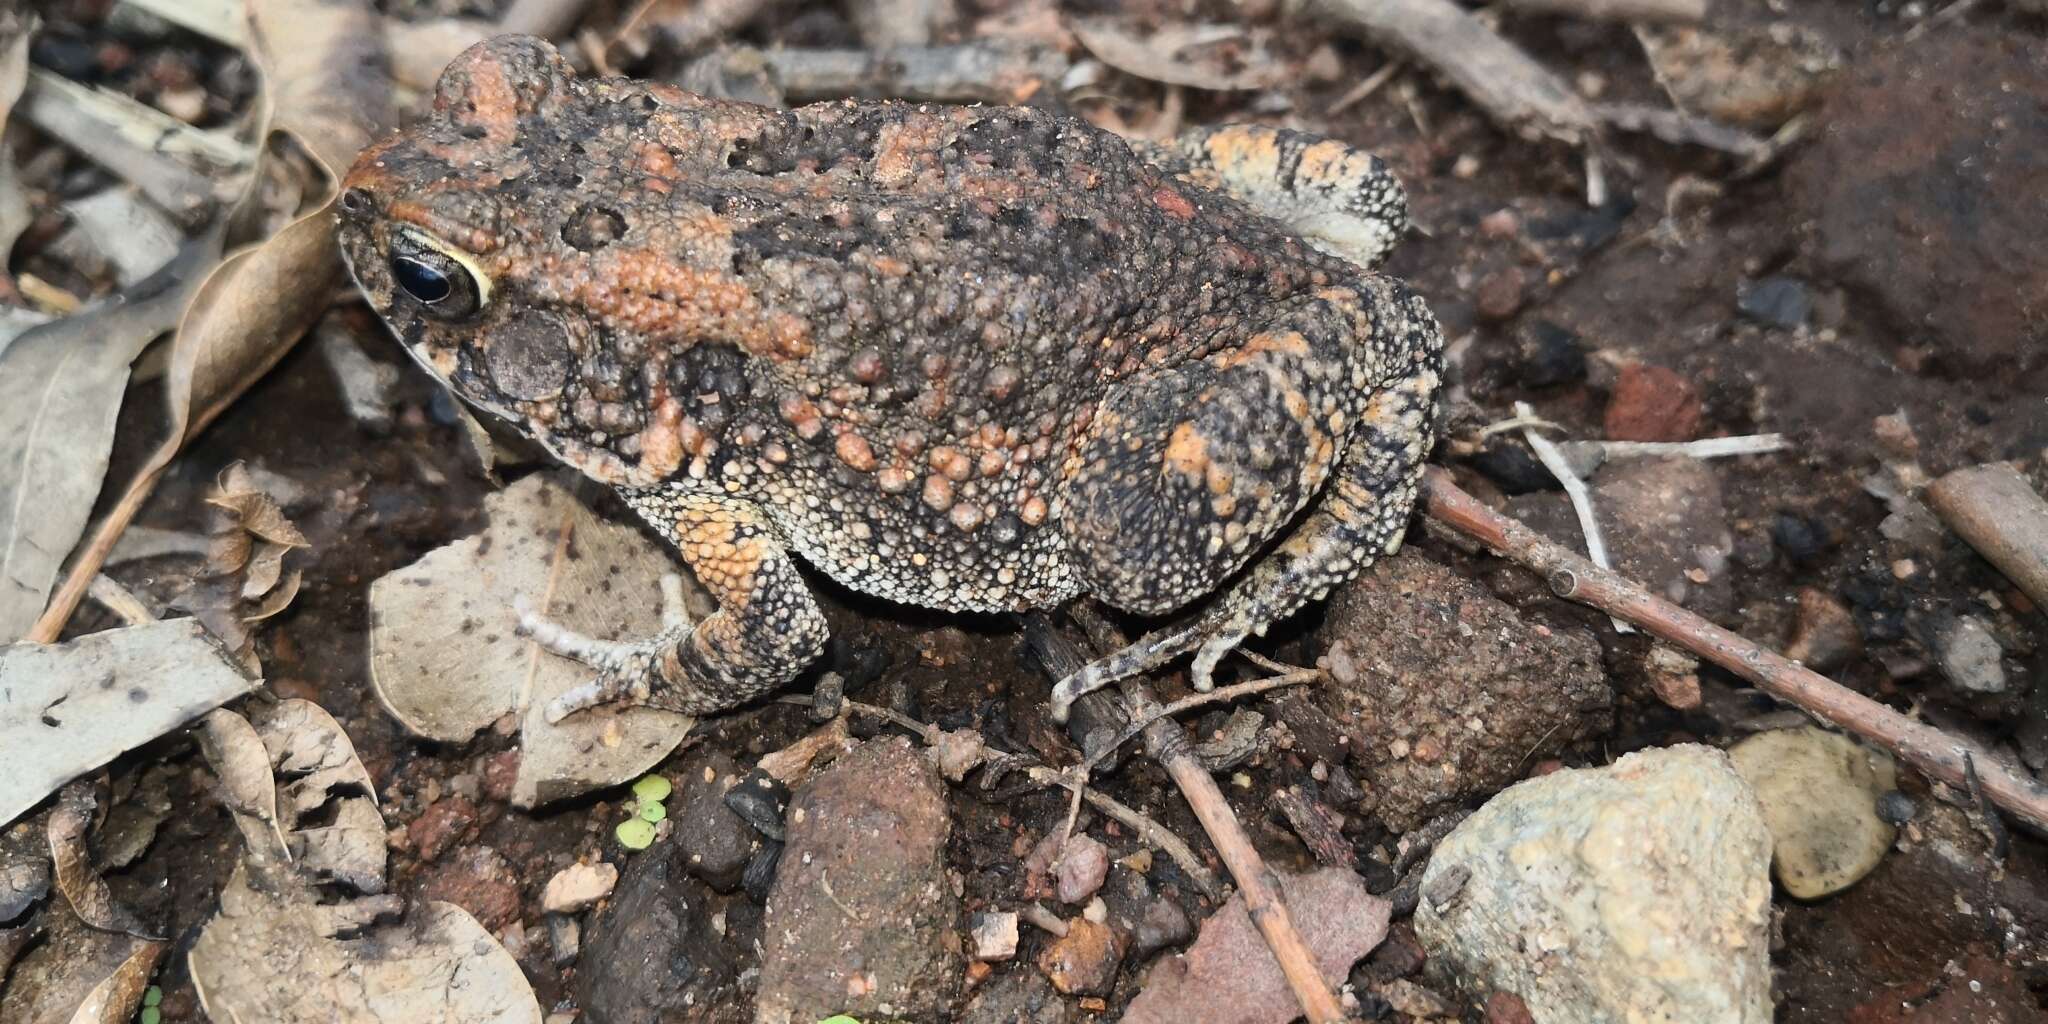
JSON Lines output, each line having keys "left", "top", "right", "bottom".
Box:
{"left": 392, "top": 256, "right": 452, "bottom": 304}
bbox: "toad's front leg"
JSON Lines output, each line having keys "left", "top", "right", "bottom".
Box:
{"left": 518, "top": 493, "right": 828, "bottom": 722}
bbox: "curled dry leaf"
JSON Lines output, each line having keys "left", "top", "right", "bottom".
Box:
{"left": 0, "top": 910, "right": 162, "bottom": 1024}
{"left": 196, "top": 709, "right": 293, "bottom": 877}
{"left": 189, "top": 701, "right": 540, "bottom": 1024}
{"left": 254, "top": 699, "right": 384, "bottom": 891}
{"left": 1069, "top": 17, "right": 1291, "bottom": 91}
{"left": 28, "top": 0, "right": 398, "bottom": 646}
{"left": 0, "top": 618, "right": 258, "bottom": 826}
{"left": 164, "top": 462, "right": 310, "bottom": 672}
{"left": 368, "top": 474, "right": 697, "bottom": 807}
{"left": 0, "top": 783, "right": 165, "bottom": 1024}
{"left": 46, "top": 783, "right": 153, "bottom": 939}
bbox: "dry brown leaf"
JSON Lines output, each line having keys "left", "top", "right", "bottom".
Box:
{"left": 1069, "top": 17, "right": 1290, "bottom": 91}
{"left": 0, "top": 11, "right": 37, "bottom": 257}
{"left": 254, "top": 700, "right": 383, "bottom": 890}
{"left": 209, "top": 463, "right": 310, "bottom": 550}
{"left": 195, "top": 709, "right": 293, "bottom": 878}
{"left": 28, "top": 0, "right": 397, "bottom": 645}
{"left": 191, "top": 875, "right": 538, "bottom": 1024}
{"left": 46, "top": 783, "right": 152, "bottom": 939}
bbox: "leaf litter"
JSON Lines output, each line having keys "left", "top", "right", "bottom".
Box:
{"left": 24, "top": 0, "right": 398, "bottom": 646}
{"left": 0, "top": 783, "right": 165, "bottom": 1024}
{"left": 187, "top": 700, "right": 540, "bottom": 1024}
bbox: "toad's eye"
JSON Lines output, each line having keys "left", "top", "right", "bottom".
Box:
{"left": 393, "top": 255, "right": 453, "bottom": 303}
{"left": 389, "top": 232, "right": 488, "bottom": 320}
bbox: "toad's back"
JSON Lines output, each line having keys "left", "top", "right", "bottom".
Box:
{"left": 338, "top": 35, "right": 1441, "bottom": 722}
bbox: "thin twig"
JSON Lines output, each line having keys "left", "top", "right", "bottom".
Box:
{"left": 1420, "top": 466, "right": 2048, "bottom": 833}
{"left": 1514, "top": 401, "right": 1630, "bottom": 634}
{"left": 1026, "top": 766, "right": 1223, "bottom": 901}
{"left": 1083, "top": 671, "right": 1316, "bottom": 774}
{"left": 1056, "top": 609, "right": 1350, "bottom": 1024}
{"left": 775, "top": 694, "right": 1227, "bottom": 898}
{"left": 1296, "top": 0, "right": 1597, "bottom": 145}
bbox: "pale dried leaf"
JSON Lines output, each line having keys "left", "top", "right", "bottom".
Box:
{"left": 190, "top": 869, "right": 540, "bottom": 1024}
{"left": 0, "top": 12, "right": 37, "bottom": 259}
{"left": 292, "top": 798, "right": 386, "bottom": 894}
{"left": 0, "top": 245, "right": 216, "bottom": 643}
{"left": 63, "top": 189, "right": 184, "bottom": 287}
{"left": 368, "top": 475, "right": 695, "bottom": 807}
{"left": 121, "top": 0, "right": 249, "bottom": 47}
{"left": 0, "top": 619, "right": 258, "bottom": 826}
{"left": 256, "top": 700, "right": 375, "bottom": 794}
{"left": 1069, "top": 17, "right": 1289, "bottom": 90}
{"left": 243, "top": 541, "right": 288, "bottom": 598}
{"left": 195, "top": 710, "right": 292, "bottom": 878}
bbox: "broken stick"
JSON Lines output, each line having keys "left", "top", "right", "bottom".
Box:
{"left": 1035, "top": 612, "right": 1352, "bottom": 1024}
{"left": 1420, "top": 466, "right": 2048, "bottom": 833}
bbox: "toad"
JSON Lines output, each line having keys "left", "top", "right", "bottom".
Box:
{"left": 338, "top": 36, "right": 1442, "bottom": 723}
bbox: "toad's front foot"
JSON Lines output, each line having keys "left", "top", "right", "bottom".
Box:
{"left": 515, "top": 574, "right": 697, "bottom": 722}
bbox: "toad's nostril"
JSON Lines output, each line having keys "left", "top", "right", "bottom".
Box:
{"left": 339, "top": 188, "right": 372, "bottom": 215}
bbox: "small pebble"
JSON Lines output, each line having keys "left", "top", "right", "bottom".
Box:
{"left": 543, "top": 861, "right": 620, "bottom": 914}
{"left": 1736, "top": 276, "right": 1812, "bottom": 328}
{"left": 971, "top": 911, "right": 1020, "bottom": 961}
{"left": 1875, "top": 791, "right": 1917, "bottom": 825}
{"left": 1053, "top": 835, "right": 1110, "bottom": 905}
{"left": 724, "top": 768, "right": 791, "bottom": 840}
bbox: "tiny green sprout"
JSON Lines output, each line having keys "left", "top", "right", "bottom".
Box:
{"left": 139, "top": 1008, "right": 161, "bottom": 1024}
{"left": 639, "top": 800, "right": 668, "bottom": 823}
{"left": 615, "top": 817, "right": 657, "bottom": 849}
{"left": 143, "top": 986, "right": 162, "bottom": 1007}
{"left": 632, "top": 774, "right": 673, "bottom": 803}
{"left": 816, "top": 1017, "right": 862, "bottom": 1024}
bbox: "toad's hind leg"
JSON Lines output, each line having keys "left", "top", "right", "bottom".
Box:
{"left": 518, "top": 492, "right": 829, "bottom": 721}
{"left": 1050, "top": 283, "right": 1441, "bottom": 721}
{"left": 1137, "top": 124, "right": 1410, "bottom": 271}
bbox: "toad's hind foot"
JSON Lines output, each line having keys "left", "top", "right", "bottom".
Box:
{"left": 1049, "top": 345, "right": 1441, "bottom": 723}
